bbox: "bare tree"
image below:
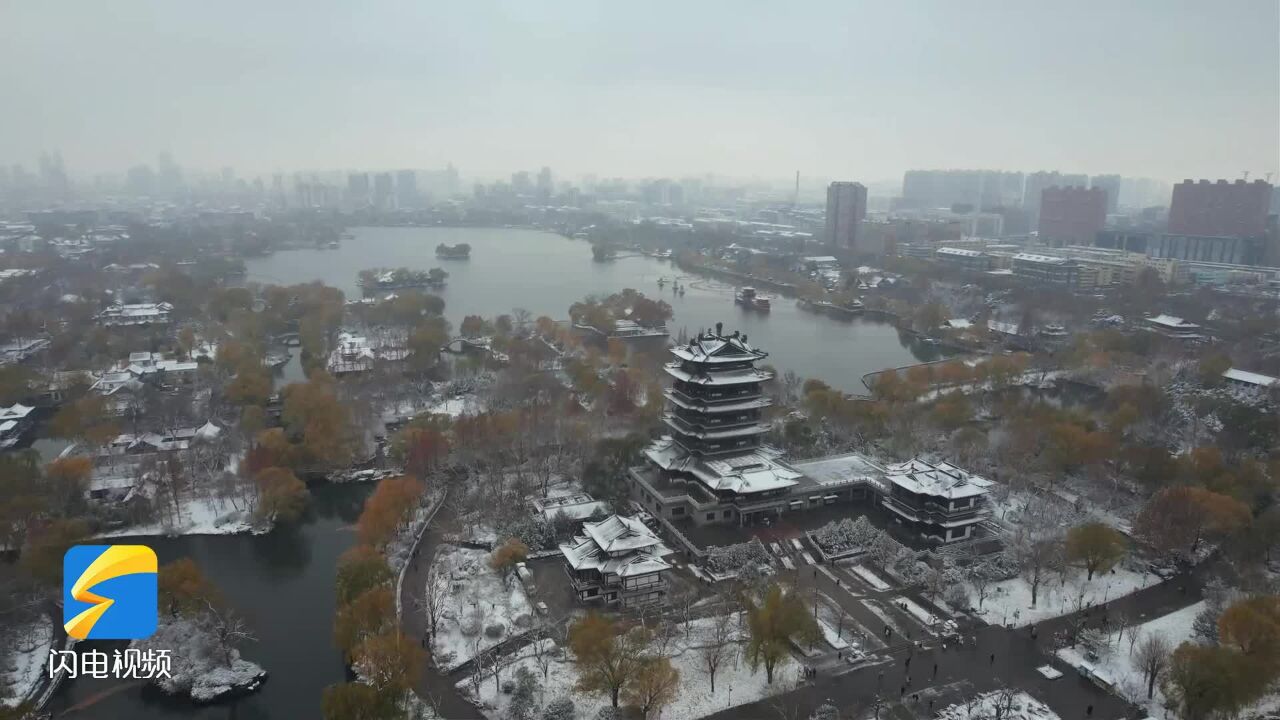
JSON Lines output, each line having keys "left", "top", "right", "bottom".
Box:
{"left": 989, "top": 686, "right": 1018, "bottom": 720}
{"left": 1134, "top": 633, "right": 1171, "bottom": 700}
{"left": 700, "top": 611, "right": 735, "bottom": 693}
{"left": 201, "top": 599, "right": 256, "bottom": 668}
{"left": 413, "top": 563, "right": 447, "bottom": 643}
{"left": 530, "top": 627, "right": 555, "bottom": 683}
{"left": 1011, "top": 525, "right": 1065, "bottom": 609}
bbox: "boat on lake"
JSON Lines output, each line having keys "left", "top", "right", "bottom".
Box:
{"left": 735, "top": 286, "right": 771, "bottom": 312}
{"left": 797, "top": 296, "right": 864, "bottom": 319}
{"left": 435, "top": 243, "right": 471, "bottom": 259}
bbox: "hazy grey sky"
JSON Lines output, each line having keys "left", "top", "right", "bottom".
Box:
{"left": 3, "top": 0, "right": 1277, "bottom": 183}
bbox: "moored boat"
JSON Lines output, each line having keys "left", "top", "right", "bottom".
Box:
{"left": 735, "top": 287, "right": 772, "bottom": 312}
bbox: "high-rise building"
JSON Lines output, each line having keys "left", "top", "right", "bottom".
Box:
{"left": 347, "top": 173, "right": 370, "bottom": 207}
{"left": 373, "top": 173, "right": 394, "bottom": 210}
{"left": 536, "top": 166, "right": 552, "bottom": 201}
{"left": 511, "top": 171, "right": 532, "bottom": 195}
{"left": 824, "top": 181, "right": 867, "bottom": 250}
{"left": 1168, "top": 179, "right": 1273, "bottom": 238}
{"left": 1039, "top": 186, "right": 1107, "bottom": 246}
{"left": 1089, "top": 174, "right": 1121, "bottom": 214}
{"left": 396, "top": 170, "right": 418, "bottom": 209}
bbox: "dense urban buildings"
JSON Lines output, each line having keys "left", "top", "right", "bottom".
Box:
{"left": 899, "top": 169, "right": 1025, "bottom": 211}
{"left": 823, "top": 181, "right": 867, "bottom": 251}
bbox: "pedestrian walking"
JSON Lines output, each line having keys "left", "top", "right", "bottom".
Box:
{"left": 900, "top": 686, "right": 905, "bottom": 698}
{"left": 905, "top": 656, "right": 912, "bottom": 669}
{"left": 932, "top": 662, "right": 938, "bottom": 679}
{"left": 877, "top": 669, "right": 884, "bottom": 687}
{"left": 989, "top": 652, "right": 995, "bottom": 665}
{"left": 1086, "top": 705, "right": 1093, "bottom": 717}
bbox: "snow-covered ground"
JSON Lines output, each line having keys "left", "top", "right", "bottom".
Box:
{"left": 936, "top": 690, "right": 1060, "bottom": 720}
{"left": 1055, "top": 601, "right": 1201, "bottom": 718}
{"left": 849, "top": 564, "right": 891, "bottom": 591}
{"left": 431, "top": 545, "right": 536, "bottom": 671}
{"left": 458, "top": 613, "right": 792, "bottom": 720}
{"left": 427, "top": 395, "right": 483, "bottom": 418}
{"left": 1, "top": 615, "right": 52, "bottom": 707}
{"left": 973, "top": 566, "right": 1157, "bottom": 627}
{"left": 97, "top": 494, "right": 261, "bottom": 538}
{"left": 892, "top": 596, "right": 940, "bottom": 627}
{"left": 133, "top": 616, "right": 266, "bottom": 703}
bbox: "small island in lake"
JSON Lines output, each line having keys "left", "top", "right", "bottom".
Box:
{"left": 358, "top": 267, "right": 448, "bottom": 293}
{"left": 435, "top": 242, "right": 471, "bottom": 259}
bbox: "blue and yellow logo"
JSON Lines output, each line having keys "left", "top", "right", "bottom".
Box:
{"left": 63, "top": 545, "right": 158, "bottom": 640}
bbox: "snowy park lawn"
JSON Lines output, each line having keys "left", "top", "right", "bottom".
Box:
{"left": 2, "top": 615, "right": 52, "bottom": 707}
{"left": 458, "top": 613, "right": 792, "bottom": 720}
{"left": 848, "top": 564, "right": 891, "bottom": 591}
{"left": 1055, "top": 602, "right": 1203, "bottom": 718}
{"left": 431, "top": 545, "right": 536, "bottom": 672}
{"left": 972, "top": 566, "right": 1156, "bottom": 627}
{"left": 97, "top": 494, "right": 259, "bottom": 538}
{"left": 937, "top": 690, "right": 1060, "bottom": 720}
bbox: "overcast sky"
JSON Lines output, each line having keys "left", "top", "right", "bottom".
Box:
{"left": 2, "top": 0, "right": 1277, "bottom": 184}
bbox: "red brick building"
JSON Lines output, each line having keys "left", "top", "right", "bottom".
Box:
{"left": 1038, "top": 186, "right": 1107, "bottom": 246}
{"left": 1168, "top": 179, "right": 1272, "bottom": 238}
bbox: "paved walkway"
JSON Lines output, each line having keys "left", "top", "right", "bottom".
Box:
{"left": 399, "top": 499, "right": 485, "bottom": 720}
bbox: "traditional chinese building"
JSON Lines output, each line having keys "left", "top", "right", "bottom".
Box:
{"left": 880, "top": 459, "right": 993, "bottom": 543}
{"left": 631, "top": 327, "right": 879, "bottom": 529}
{"left": 558, "top": 514, "right": 672, "bottom": 607}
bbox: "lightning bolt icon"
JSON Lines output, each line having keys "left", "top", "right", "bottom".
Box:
{"left": 64, "top": 545, "right": 156, "bottom": 640}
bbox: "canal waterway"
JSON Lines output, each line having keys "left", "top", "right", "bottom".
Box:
{"left": 245, "top": 226, "right": 949, "bottom": 394}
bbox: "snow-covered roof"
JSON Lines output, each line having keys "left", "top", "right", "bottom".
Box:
{"left": 944, "top": 319, "right": 973, "bottom": 329}
{"left": 884, "top": 458, "right": 993, "bottom": 499}
{"left": 936, "top": 247, "right": 986, "bottom": 258}
{"left": 644, "top": 436, "right": 801, "bottom": 495}
{"left": 668, "top": 332, "right": 767, "bottom": 364}
{"left": 793, "top": 452, "right": 886, "bottom": 489}
{"left": 582, "top": 515, "right": 663, "bottom": 554}
{"left": 987, "top": 319, "right": 1021, "bottom": 336}
{"left": 559, "top": 536, "right": 672, "bottom": 577}
{"left": 1146, "top": 314, "right": 1199, "bottom": 330}
{"left": 663, "top": 363, "right": 772, "bottom": 386}
{"left": 0, "top": 403, "right": 34, "bottom": 421}
{"left": 1223, "top": 368, "right": 1278, "bottom": 388}
{"left": 1013, "top": 252, "right": 1070, "bottom": 265}
{"left": 531, "top": 493, "right": 609, "bottom": 522}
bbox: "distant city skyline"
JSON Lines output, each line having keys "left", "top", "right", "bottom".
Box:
{"left": 2, "top": 1, "right": 1277, "bottom": 183}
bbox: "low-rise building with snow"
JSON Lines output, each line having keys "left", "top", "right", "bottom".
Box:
{"left": 881, "top": 459, "right": 994, "bottom": 543}
{"left": 1222, "top": 368, "right": 1278, "bottom": 390}
{"left": 96, "top": 302, "right": 173, "bottom": 326}
{"left": 0, "top": 403, "right": 36, "bottom": 448}
{"left": 1143, "top": 314, "right": 1203, "bottom": 341}
{"left": 559, "top": 514, "right": 673, "bottom": 608}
